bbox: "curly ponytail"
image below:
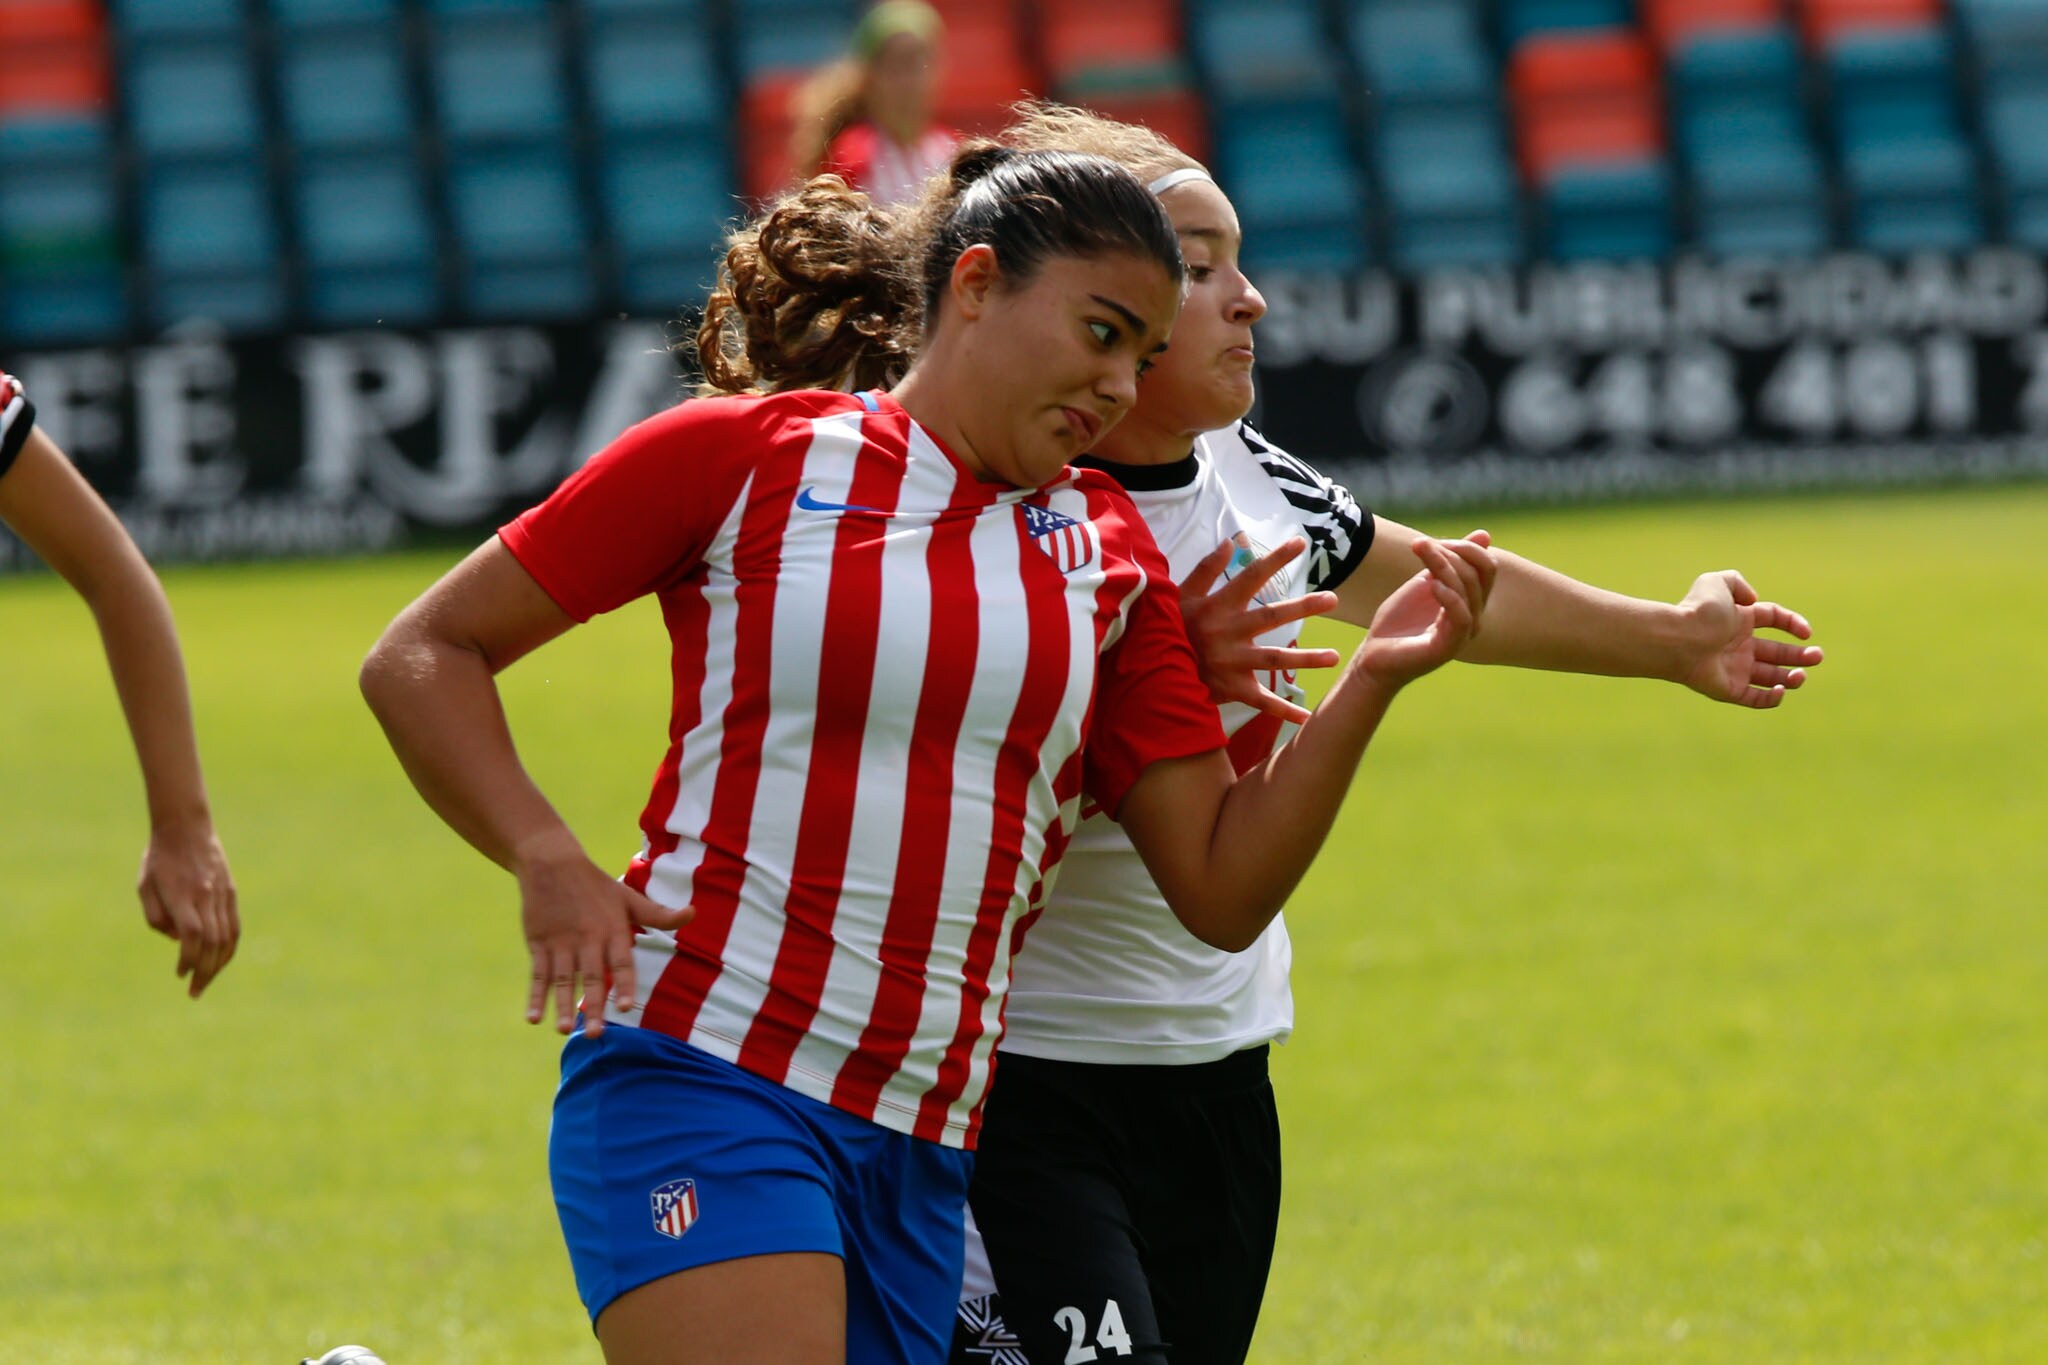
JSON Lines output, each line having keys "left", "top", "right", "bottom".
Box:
{"left": 695, "top": 141, "right": 1181, "bottom": 396}
{"left": 694, "top": 174, "right": 922, "bottom": 396}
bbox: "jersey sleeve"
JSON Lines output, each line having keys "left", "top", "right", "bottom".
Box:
{"left": 0, "top": 372, "right": 35, "bottom": 481}
{"left": 1081, "top": 510, "right": 1228, "bottom": 817}
{"left": 1238, "top": 422, "right": 1374, "bottom": 593}
{"left": 498, "top": 399, "right": 763, "bottom": 621}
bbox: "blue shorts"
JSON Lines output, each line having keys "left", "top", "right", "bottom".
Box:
{"left": 549, "top": 1024, "right": 975, "bottom": 1363}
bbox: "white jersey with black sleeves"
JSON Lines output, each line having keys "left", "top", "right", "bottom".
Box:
{"left": 1, "top": 372, "right": 35, "bottom": 480}
{"left": 998, "top": 422, "right": 1375, "bottom": 1065}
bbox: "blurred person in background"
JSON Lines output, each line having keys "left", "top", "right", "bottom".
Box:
{"left": 0, "top": 371, "right": 239, "bottom": 998}
{"left": 790, "top": 0, "right": 956, "bottom": 207}
{"left": 703, "top": 103, "right": 1826, "bottom": 1365}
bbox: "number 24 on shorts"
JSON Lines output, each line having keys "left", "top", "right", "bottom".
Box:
{"left": 1054, "top": 1299, "right": 1133, "bottom": 1361}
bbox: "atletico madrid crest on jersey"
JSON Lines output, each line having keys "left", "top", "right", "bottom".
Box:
{"left": 1021, "top": 502, "right": 1096, "bottom": 574}
{"left": 650, "top": 1178, "right": 700, "bottom": 1240}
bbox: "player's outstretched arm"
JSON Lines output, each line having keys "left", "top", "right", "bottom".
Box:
{"left": 0, "top": 427, "right": 238, "bottom": 997}
{"left": 1177, "top": 535, "right": 1342, "bottom": 725}
{"left": 359, "top": 540, "right": 689, "bottom": 1036}
{"left": 1120, "top": 533, "right": 1494, "bottom": 952}
{"left": 1332, "top": 516, "right": 1824, "bottom": 708}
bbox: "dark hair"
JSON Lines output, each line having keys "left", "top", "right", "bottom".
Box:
{"left": 696, "top": 145, "right": 1183, "bottom": 396}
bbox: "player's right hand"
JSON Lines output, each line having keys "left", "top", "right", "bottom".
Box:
{"left": 1180, "top": 535, "right": 1342, "bottom": 725}
{"left": 515, "top": 840, "right": 692, "bottom": 1038}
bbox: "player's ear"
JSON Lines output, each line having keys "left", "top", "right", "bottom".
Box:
{"left": 949, "top": 243, "right": 1001, "bottom": 321}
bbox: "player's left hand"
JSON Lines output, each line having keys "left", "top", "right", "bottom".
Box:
{"left": 1677, "top": 571, "right": 1825, "bottom": 709}
{"left": 1179, "top": 536, "right": 1342, "bottom": 725}
{"left": 1356, "top": 530, "right": 1496, "bottom": 690}
{"left": 138, "top": 819, "right": 239, "bottom": 999}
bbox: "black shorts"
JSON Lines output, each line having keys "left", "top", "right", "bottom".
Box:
{"left": 951, "top": 1046, "right": 1281, "bottom": 1365}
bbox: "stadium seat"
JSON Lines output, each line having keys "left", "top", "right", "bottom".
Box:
{"left": 1040, "top": 0, "right": 1183, "bottom": 97}
{"left": 736, "top": 8, "right": 858, "bottom": 78}
{"left": 1822, "top": 22, "right": 1983, "bottom": 251}
{"left": 1542, "top": 160, "right": 1673, "bottom": 259}
{"left": 124, "top": 41, "right": 265, "bottom": 158}
{"left": 1670, "top": 24, "right": 1830, "bottom": 256}
{"left": 278, "top": 28, "right": 415, "bottom": 150}
{"left": 1498, "top": 0, "right": 1632, "bottom": 49}
{"left": 107, "top": 0, "right": 244, "bottom": 38}
{"left": 1376, "top": 107, "right": 1523, "bottom": 268}
{"left": 1079, "top": 88, "right": 1211, "bottom": 166}
{"left": 430, "top": 12, "right": 570, "bottom": 144}
{"left": 1800, "top": 0, "right": 1947, "bottom": 48}
{"left": 1213, "top": 99, "right": 1370, "bottom": 269}
{"left": 1642, "top": 0, "right": 1784, "bottom": 51}
{"left": 0, "top": 269, "right": 126, "bottom": 342}
{"left": 140, "top": 162, "right": 286, "bottom": 329}
{"left": 1190, "top": 0, "right": 1338, "bottom": 100}
{"left": 1509, "top": 28, "right": 1665, "bottom": 182}
{"left": 1351, "top": 1, "right": 1494, "bottom": 107}
{"left": 601, "top": 140, "right": 735, "bottom": 311}
{"left": 584, "top": 15, "right": 724, "bottom": 134}
{"left": 269, "top": 0, "right": 400, "bottom": 28}
{"left": 447, "top": 146, "right": 595, "bottom": 320}
{"left": 296, "top": 153, "right": 441, "bottom": 325}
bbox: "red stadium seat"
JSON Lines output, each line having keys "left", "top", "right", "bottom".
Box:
{"left": 0, "top": 0, "right": 108, "bottom": 114}
{"left": 0, "top": 0, "right": 103, "bottom": 50}
{"left": 1040, "top": 0, "right": 1182, "bottom": 87}
{"left": 1798, "top": 0, "right": 1945, "bottom": 48}
{"left": 0, "top": 48, "right": 108, "bottom": 114}
{"left": 1642, "top": 0, "right": 1783, "bottom": 52}
{"left": 1077, "top": 87, "right": 1209, "bottom": 165}
{"left": 1509, "top": 30, "right": 1664, "bottom": 184}
{"left": 934, "top": 8, "right": 1041, "bottom": 135}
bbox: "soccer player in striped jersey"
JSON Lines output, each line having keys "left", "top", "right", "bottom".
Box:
{"left": 0, "top": 372, "right": 239, "bottom": 997}
{"left": 703, "top": 108, "right": 1824, "bottom": 1364}
{"left": 361, "top": 149, "right": 1492, "bottom": 1365}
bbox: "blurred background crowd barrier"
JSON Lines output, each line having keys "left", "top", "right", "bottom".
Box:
{"left": 5, "top": 0, "right": 2048, "bottom": 567}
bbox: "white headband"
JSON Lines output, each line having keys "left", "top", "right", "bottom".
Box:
{"left": 1147, "top": 168, "right": 1214, "bottom": 197}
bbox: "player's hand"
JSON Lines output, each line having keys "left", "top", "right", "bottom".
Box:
{"left": 1677, "top": 570, "right": 1824, "bottom": 709}
{"left": 138, "top": 819, "right": 238, "bottom": 999}
{"left": 1356, "top": 530, "right": 1495, "bottom": 690}
{"left": 516, "top": 837, "right": 692, "bottom": 1038}
{"left": 1179, "top": 536, "right": 1341, "bottom": 725}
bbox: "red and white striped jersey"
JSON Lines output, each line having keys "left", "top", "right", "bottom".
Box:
{"left": 0, "top": 372, "right": 34, "bottom": 480}
{"left": 822, "top": 122, "right": 957, "bottom": 208}
{"left": 500, "top": 389, "right": 1225, "bottom": 1149}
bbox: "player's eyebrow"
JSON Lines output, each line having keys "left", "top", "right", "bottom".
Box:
{"left": 1089, "top": 294, "right": 1170, "bottom": 353}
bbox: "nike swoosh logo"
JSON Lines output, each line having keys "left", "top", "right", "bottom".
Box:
{"left": 796, "top": 486, "right": 882, "bottom": 514}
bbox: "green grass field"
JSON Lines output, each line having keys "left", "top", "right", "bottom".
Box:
{"left": 3, "top": 484, "right": 2045, "bottom": 1363}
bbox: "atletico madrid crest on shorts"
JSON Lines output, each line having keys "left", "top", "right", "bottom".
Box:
{"left": 1021, "top": 502, "right": 1096, "bottom": 574}
{"left": 650, "top": 1178, "right": 700, "bottom": 1240}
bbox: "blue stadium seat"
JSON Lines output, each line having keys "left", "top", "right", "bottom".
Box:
{"left": 141, "top": 164, "right": 279, "bottom": 275}
{"left": 448, "top": 147, "right": 594, "bottom": 319}
{"left": 1215, "top": 102, "right": 1366, "bottom": 228}
{"left": 431, "top": 14, "right": 570, "bottom": 144}
{"left": 1697, "top": 199, "right": 1828, "bottom": 258}
{"left": 586, "top": 17, "right": 724, "bottom": 133}
{"left": 296, "top": 154, "right": 435, "bottom": 270}
{"left": 0, "top": 274, "right": 127, "bottom": 344}
{"left": 737, "top": 13, "right": 856, "bottom": 76}
{"left": 298, "top": 154, "right": 441, "bottom": 325}
{"left": 0, "top": 115, "right": 111, "bottom": 166}
{"left": 601, "top": 142, "right": 733, "bottom": 259}
{"left": 1377, "top": 110, "right": 1523, "bottom": 269}
{"left": 1352, "top": 1, "right": 1493, "bottom": 106}
{"left": 1191, "top": 0, "right": 1338, "bottom": 100}
{"left": 1543, "top": 161, "right": 1672, "bottom": 260}
{"left": 0, "top": 161, "right": 118, "bottom": 260}
{"left": 270, "top": 0, "right": 400, "bottom": 28}
{"left": 604, "top": 142, "right": 734, "bottom": 311}
{"left": 126, "top": 42, "right": 265, "bottom": 159}
{"left": 279, "top": 29, "right": 416, "bottom": 150}
{"left": 110, "top": 0, "right": 244, "bottom": 38}
{"left": 1497, "top": 0, "right": 1631, "bottom": 49}
{"left": 140, "top": 165, "right": 285, "bottom": 329}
